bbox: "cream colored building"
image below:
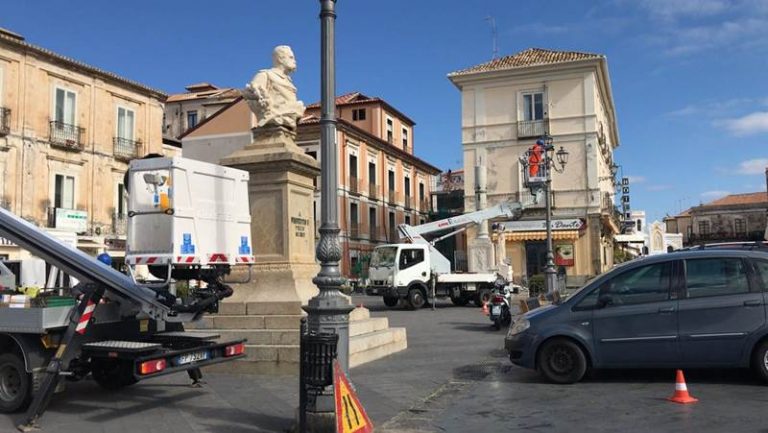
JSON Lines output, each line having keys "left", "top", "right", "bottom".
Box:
{"left": 448, "top": 48, "right": 621, "bottom": 285}
{"left": 0, "top": 28, "right": 167, "bottom": 260}
{"left": 164, "top": 82, "right": 239, "bottom": 139}
{"left": 181, "top": 91, "right": 440, "bottom": 278}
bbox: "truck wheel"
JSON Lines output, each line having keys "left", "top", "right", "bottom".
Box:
{"left": 91, "top": 358, "right": 138, "bottom": 390}
{"left": 407, "top": 288, "right": 426, "bottom": 310}
{"left": 537, "top": 338, "right": 587, "bottom": 384}
{"left": 450, "top": 294, "right": 468, "bottom": 306}
{"left": 383, "top": 296, "right": 399, "bottom": 307}
{"left": 474, "top": 288, "right": 492, "bottom": 307}
{"left": 0, "top": 353, "right": 32, "bottom": 413}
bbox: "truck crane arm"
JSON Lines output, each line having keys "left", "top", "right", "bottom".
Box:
{"left": 397, "top": 201, "right": 523, "bottom": 244}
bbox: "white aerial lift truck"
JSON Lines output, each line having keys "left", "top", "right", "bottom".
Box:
{"left": 0, "top": 156, "right": 253, "bottom": 431}
{"left": 366, "top": 201, "right": 523, "bottom": 309}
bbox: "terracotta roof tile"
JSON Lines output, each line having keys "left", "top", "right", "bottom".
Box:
{"left": 705, "top": 192, "right": 768, "bottom": 207}
{"left": 448, "top": 48, "right": 604, "bottom": 77}
{"left": 306, "top": 92, "right": 372, "bottom": 109}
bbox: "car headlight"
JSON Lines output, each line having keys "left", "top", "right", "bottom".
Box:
{"left": 506, "top": 318, "right": 530, "bottom": 338}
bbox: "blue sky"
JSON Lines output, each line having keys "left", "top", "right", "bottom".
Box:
{"left": 3, "top": 0, "right": 767, "bottom": 223}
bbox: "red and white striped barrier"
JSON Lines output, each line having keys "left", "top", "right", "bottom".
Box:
{"left": 75, "top": 300, "right": 96, "bottom": 335}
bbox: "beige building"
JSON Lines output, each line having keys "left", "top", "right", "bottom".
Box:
{"left": 448, "top": 48, "right": 621, "bottom": 285}
{"left": 665, "top": 191, "right": 768, "bottom": 247}
{"left": 164, "top": 82, "right": 239, "bottom": 138}
{"left": 0, "top": 28, "right": 167, "bottom": 260}
{"left": 181, "top": 91, "right": 441, "bottom": 278}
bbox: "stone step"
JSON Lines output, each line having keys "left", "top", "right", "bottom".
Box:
{"left": 349, "top": 327, "right": 407, "bottom": 368}
{"left": 242, "top": 344, "right": 300, "bottom": 363}
{"left": 349, "top": 317, "right": 389, "bottom": 337}
{"left": 218, "top": 300, "right": 303, "bottom": 316}
{"left": 187, "top": 328, "right": 299, "bottom": 345}
{"left": 187, "top": 314, "right": 303, "bottom": 330}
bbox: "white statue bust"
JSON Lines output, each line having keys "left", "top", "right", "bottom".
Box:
{"left": 244, "top": 45, "right": 306, "bottom": 131}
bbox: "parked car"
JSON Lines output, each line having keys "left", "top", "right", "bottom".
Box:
{"left": 505, "top": 243, "right": 768, "bottom": 384}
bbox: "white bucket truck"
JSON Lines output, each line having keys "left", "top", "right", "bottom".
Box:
{"left": 367, "top": 201, "right": 523, "bottom": 309}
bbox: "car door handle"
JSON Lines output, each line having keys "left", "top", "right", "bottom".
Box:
{"left": 658, "top": 307, "right": 676, "bottom": 313}
{"left": 744, "top": 300, "right": 763, "bottom": 307}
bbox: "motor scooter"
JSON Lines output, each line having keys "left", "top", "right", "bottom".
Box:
{"left": 489, "top": 285, "right": 513, "bottom": 330}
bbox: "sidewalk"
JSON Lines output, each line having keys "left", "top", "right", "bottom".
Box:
{"left": 0, "top": 295, "right": 505, "bottom": 433}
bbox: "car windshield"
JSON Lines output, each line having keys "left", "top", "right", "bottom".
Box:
{"left": 370, "top": 246, "right": 398, "bottom": 268}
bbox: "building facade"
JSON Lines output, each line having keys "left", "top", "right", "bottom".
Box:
{"left": 181, "top": 92, "right": 440, "bottom": 278}
{"left": 448, "top": 48, "right": 621, "bottom": 285}
{"left": 665, "top": 191, "right": 768, "bottom": 247}
{"left": 164, "top": 82, "right": 239, "bottom": 139}
{"left": 0, "top": 28, "right": 167, "bottom": 260}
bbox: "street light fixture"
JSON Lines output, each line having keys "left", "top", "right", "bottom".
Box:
{"left": 519, "top": 135, "right": 569, "bottom": 297}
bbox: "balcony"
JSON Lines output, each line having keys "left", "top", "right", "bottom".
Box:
{"left": 0, "top": 107, "right": 10, "bottom": 136}
{"left": 368, "top": 183, "right": 379, "bottom": 200}
{"left": 112, "top": 213, "right": 127, "bottom": 236}
{"left": 348, "top": 176, "right": 360, "bottom": 195}
{"left": 49, "top": 121, "right": 85, "bottom": 151}
{"left": 517, "top": 119, "right": 548, "bottom": 139}
{"left": 114, "top": 137, "right": 141, "bottom": 162}
{"left": 513, "top": 190, "right": 553, "bottom": 209}
{"left": 369, "top": 224, "right": 379, "bottom": 241}
{"left": 404, "top": 195, "right": 412, "bottom": 210}
{"left": 420, "top": 199, "right": 431, "bottom": 213}
{"left": 349, "top": 222, "right": 360, "bottom": 239}
{"left": 388, "top": 189, "right": 397, "bottom": 205}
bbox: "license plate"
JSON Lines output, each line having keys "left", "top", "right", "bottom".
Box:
{"left": 175, "top": 350, "right": 209, "bottom": 365}
{"left": 491, "top": 305, "right": 501, "bottom": 315}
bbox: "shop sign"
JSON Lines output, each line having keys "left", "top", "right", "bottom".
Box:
{"left": 555, "top": 243, "right": 575, "bottom": 266}
{"left": 502, "top": 219, "right": 585, "bottom": 232}
{"left": 54, "top": 209, "right": 88, "bottom": 233}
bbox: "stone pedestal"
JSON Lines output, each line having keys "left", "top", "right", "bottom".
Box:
{"left": 191, "top": 126, "right": 319, "bottom": 373}
{"left": 221, "top": 125, "right": 321, "bottom": 308}
{"left": 468, "top": 237, "right": 494, "bottom": 273}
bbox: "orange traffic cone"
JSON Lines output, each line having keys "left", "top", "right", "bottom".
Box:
{"left": 668, "top": 369, "right": 698, "bottom": 404}
{"left": 482, "top": 302, "right": 489, "bottom": 316}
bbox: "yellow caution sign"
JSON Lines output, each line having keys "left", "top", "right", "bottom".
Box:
{"left": 334, "top": 360, "right": 373, "bottom": 433}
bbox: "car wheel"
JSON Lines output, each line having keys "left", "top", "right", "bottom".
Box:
{"left": 383, "top": 296, "right": 399, "bottom": 307}
{"left": 474, "top": 288, "right": 492, "bottom": 307}
{"left": 537, "top": 338, "right": 587, "bottom": 384}
{"left": 407, "top": 288, "right": 426, "bottom": 310}
{"left": 0, "top": 353, "right": 32, "bottom": 413}
{"left": 91, "top": 358, "right": 138, "bottom": 390}
{"left": 752, "top": 340, "right": 768, "bottom": 383}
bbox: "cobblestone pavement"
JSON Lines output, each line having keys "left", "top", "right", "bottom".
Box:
{"left": 2, "top": 295, "right": 766, "bottom": 432}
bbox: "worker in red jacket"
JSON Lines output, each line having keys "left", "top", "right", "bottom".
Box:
{"left": 528, "top": 139, "right": 545, "bottom": 178}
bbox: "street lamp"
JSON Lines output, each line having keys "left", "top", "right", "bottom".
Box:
{"left": 519, "top": 135, "right": 569, "bottom": 297}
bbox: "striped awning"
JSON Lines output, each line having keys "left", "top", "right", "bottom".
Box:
{"left": 504, "top": 230, "right": 581, "bottom": 241}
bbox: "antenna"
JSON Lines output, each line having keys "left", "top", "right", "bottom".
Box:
{"left": 484, "top": 15, "right": 498, "bottom": 59}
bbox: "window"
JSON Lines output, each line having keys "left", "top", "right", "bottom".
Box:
{"left": 386, "top": 118, "right": 393, "bottom": 143}
{"left": 402, "top": 128, "right": 409, "bottom": 150}
{"left": 54, "top": 88, "right": 76, "bottom": 125}
{"left": 398, "top": 248, "right": 424, "bottom": 270}
{"left": 388, "top": 170, "right": 395, "bottom": 191}
{"left": 350, "top": 203, "right": 358, "bottom": 227}
{"left": 369, "top": 207, "right": 376, "bottom": 228}
{"left": 522, "top": 92, "right": 544, "bottom": 121}
{"left": 698, "top": 221, "right": 710, "bottom": 235}
{"left": 388, "top": 211, "right": 396, "bottom": 240}
{"left": 597, "top": 262, "right": 672, "bottom": 306}
{"left": 419, "top": 183, "right": 425, "bottom": 201}
{"left": 349, "top": 154, "right": 358, "bottom": 178}
{"left": 117, "top": 107, "right": 135, "bottom": 141}
{"left": 753, "top": 260, "right": 768, "bottom": 288}
{"left": 187, "top": 111, "right": 198, "bottom": 129}
{"left": 685, "top": 258, "right": 749, "bottom": 298}
{"left": 116, "top": 183, "right": 126, "bottom": 216}
{"left": 405, "top": 215, "right": 411, "bottom": 225}
{"left": 306, "top": 151, "right": 317, "bottom": 160}
{"left": 368, "top": 162, "right": 376, "bottom": 185}
{"left": 404, "top": 177, "right": 410, "bottom": 198}
{"left": 54, "top": 174, "right": 75, "bottom": 209}
{"left": 352, "top": 108, "right": 366, "bottom": 121}
{"left": 636, "top": 220, "right": 642, "bottom": 232}
{"left": 734, "top": 218, "right": 746, "bottom": 235}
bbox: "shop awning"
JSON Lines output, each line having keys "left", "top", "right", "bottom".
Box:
{"left": 505, "top": 230, "right": 581, "bottom": 241}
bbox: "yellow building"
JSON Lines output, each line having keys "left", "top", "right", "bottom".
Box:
{"left": 0, "top": 28, "right": 168, "bottom": 260}
{"left": 448, "top": 48, "right": 621, "bottom": 286}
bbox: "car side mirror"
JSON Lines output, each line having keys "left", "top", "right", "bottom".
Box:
{"left": 597, "top": 295, "right": 613, "bottom": 308}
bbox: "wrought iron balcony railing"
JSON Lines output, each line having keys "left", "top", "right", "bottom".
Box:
{"left": 0, "top": 107, "right": 10, "bottom": 136}
{"left": 404, "top": 195, "right": 412, "bottom": 210}
{"left": 368, "top": 183, "right": 378, "bottom": 200}
{"left": 517, "top": 119, "right": 548, "bottom": 138}
{"left": 348, "top": 176, "right": 360, "bottom": 195}
{"left": 49, "top": 121, "right": 85, "bottom": 151}
{"left": 113, "top": 137, "right": 141, "bottom": 162}
{"left": 388, "top": 189, "right": 397, "bottom": 205}
{"left": 349, "top": 223, "right": 360, "bottom": 239}
{"left": 112, "top": 213, "right": 127, "bottom": 236}
{"left": 369, "top": 224, "right": 379, "bottom": 241}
